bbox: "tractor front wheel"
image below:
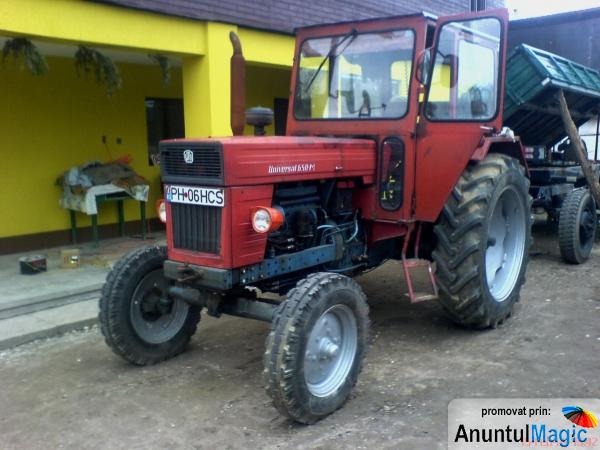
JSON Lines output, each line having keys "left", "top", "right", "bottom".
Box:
{"left": 433, "top": 154, "right": 532, "bottom": 328}
{"left": 263, "top": 273, "right": 369, "bottom": 424}
{"left": 99, "top": 246, "right": 201, "bottom": 365}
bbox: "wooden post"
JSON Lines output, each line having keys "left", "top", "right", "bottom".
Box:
{"left": 556, "top": 89, "right": 600, "bottom": 206}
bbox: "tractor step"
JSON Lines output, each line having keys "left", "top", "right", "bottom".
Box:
{"left": 404, "top": 293, "right": 438, "bottom": 303}
{"left": 401, "top": 258, "right": 439, "bottom": 303}
{"left": 402, "top": 258, "right": 431, "bottom": 269}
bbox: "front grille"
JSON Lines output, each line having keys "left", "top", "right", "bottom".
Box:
{"left": 171, "top": 203, "right": 221, "bottom": 254}
{"left": 160, "top": 145, "right": 223, "bottom": 185}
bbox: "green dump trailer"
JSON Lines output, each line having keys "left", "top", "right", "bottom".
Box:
{"left": 504, "top": 44, "right": 600, "bottom": 264}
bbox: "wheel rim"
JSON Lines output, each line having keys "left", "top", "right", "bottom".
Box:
{"left": 130, "top": 269, "right": 190, "bottom": 344}
{"left": 304, "top": 304, "right": 358, "bottom": 398}
{"left": 485, "top": 186, "right": 527, "bottom": 302}
{"left": 579, "top": 197, "right": 596, "bottom": 251}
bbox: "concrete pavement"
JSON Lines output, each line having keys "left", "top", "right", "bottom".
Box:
{"left": 0, "top": 299, "right": 98, "bottom": 350}
{"left": 0, "top": 228, "right": 598, "bottom": 449}
{"left": 0, "top": 234, "right": 164, "bottom": 350}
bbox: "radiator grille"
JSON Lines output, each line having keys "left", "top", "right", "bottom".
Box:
{"left": 161, "top": 145, "right": 223, "bottom": 183}
{"left": 171, "top": 203, "right": 221, "bottom": 254}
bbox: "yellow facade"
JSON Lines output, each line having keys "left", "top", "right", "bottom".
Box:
{"left": 0, "top": 0, "right": 206, "bottom": 55}
{"left": 0, "top": 0, "right": 294, "bottom": 243}
{"left": 0, "top": 57, "right": 182, "bottom": 236}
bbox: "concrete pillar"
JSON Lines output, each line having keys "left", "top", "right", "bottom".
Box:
{"left": 182, "top": 22, "right": 238, "bottom": 138}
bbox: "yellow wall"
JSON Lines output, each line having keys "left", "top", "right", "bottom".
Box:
{"left": 244, "top": 64, "right": 291, "bottom": 135}
{"left": 183, "top": 22, "right": 237, "bottom": 138}
{"left": 238, "top": 28, "right": 295, "bottom": 68}
{"left": 0, "top": 0, "right": 297, "bottom": 240}
{"left": 183, "top": 24, "right": 294, "bottom": 138}
{"left": 0, "top": 56, "right": 182, "bottom": 238}
{"left": 0, "top": 57, "right": 293, "bottom": 239}
{"left": 0, "top": 0, "right": 205, "bottom": 55}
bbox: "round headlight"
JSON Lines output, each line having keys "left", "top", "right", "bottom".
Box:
{"left": 252, "top": 208, "right": 272, "bottom": 233}
{"left": 156, "top": 199, "right": 167, "bottom": 223}
{"left": 251, "top": 206, "right": 284, "bottom": 234}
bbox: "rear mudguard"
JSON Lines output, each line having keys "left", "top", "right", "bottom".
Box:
{"left": 470, "top": 135, "right": 530, "bottom": 176}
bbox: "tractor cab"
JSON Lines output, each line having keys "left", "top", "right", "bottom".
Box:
{"left": 287, "top": 11, "right": 509, "bottom": 224}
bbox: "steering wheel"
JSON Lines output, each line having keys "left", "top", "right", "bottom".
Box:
{"left": 358, "top": 90, "right": 371, "bottom": 117}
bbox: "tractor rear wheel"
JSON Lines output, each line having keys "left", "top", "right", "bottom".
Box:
{"left": 558, "top": 188, "right": 597, "bottom": 264}
{"left": 432, "top": 154, "right": 532, "bottom": 328}
{"left": 263, "top": 273, "right": 369, "bottom": 424}
{"left": 99, "top": 246, "right": 201, "bottom": 365}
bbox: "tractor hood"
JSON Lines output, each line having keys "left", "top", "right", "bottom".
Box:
{"left": 160, "top": 136, "right": 377, "bottom": 186}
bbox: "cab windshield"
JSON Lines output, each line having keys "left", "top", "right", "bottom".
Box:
{"left": 294, "top": 29, "right": 415, "bottom": 120}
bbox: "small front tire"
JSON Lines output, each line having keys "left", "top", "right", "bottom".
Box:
{"left": 263, "top": 273, "right": 369, "bottom": 424}
{"left": 99, "top": 246, "right": 201, "bottom": 366}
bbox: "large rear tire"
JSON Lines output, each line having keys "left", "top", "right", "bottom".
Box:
{"left": 558, "top": 188, "right": 596, "bottom": 264}
{"left": 99, "top": 246, "right": 201, "bottom": 365}
{"left": 263, "top": 273, "right": 369, "bottom": 424}
{"left": 432, "top": 154, "right": 532, "bottom": 328}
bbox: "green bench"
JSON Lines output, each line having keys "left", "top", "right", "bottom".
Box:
{"left": 69, "top": 192, "right": 147, "bottom": 247}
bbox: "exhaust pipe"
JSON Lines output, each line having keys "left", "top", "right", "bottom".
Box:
{"left": 229, "top": 31, "right": 246, "bottom": 136}
{"left": 168, "top": 286, "right": 277, "bottom": 322}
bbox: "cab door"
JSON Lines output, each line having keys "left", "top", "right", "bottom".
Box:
{"left": 415, "top": 9, "right": 509, "bottom": 222}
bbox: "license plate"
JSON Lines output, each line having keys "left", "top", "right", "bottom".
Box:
{"left": 165, "top": 185, "right": 225, "bottom": 207}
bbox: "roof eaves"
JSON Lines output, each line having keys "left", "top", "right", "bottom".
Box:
{"left": 510, "top": 7, "right": 600, "bottom": 28}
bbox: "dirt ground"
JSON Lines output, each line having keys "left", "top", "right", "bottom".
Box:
{"left": 0, "top": 224, "right": 599, "bottom": 450}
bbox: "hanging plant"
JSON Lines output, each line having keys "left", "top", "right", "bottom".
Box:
{"left": 148, "top": 53, "right": 171, "bottom": 86}
{"left": 75, "top": 46, "right": 122, "bottom": 96}
{"left": 2, "top": 38, "right": 48, "bottom": 75}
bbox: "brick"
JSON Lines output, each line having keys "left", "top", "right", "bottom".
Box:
{"left": 94, "top": 0, "right": 506, "bottom": 33}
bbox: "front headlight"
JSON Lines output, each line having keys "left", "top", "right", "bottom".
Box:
{"left": 156, "top": 199, "right": 167, "bottom": 223}
{"left": 251, "top": 206, "right": 284, "bottom": 234}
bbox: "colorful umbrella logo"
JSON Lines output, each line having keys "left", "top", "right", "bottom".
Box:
{"left": 562, "top": 406, "right": 598, "bottom": 428}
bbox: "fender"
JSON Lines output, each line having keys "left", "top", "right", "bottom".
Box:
{"left": 470, "top": 135, "right": 530, "bottom": 176}
{"left": 415, "top": 135, "right": 530, "bottom": 223}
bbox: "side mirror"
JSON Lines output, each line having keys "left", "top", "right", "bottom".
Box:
{"left": 416, "top": 48, "right": 432, "bottom": 85}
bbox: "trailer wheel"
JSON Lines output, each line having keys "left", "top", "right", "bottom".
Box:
{"left": 432, "top": 154, "right": 532, "bottom": 328}
{"left": 559, "top": 188, "right": 597, "bottom": 264}
{"left": 263, "top": 273, "right": 369, "bottom": 424}
{"left": 99, "top": 246, "right": 200, "bottom": 365}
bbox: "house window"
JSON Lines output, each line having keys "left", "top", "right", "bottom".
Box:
{"left": 470, "top": 0, "right": 486, "bottom": 11}
{"left": 145, "top": 98, "right": 184, "bottom": 165}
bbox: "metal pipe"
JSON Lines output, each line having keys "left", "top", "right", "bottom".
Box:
{"left": 168, "top": 286, "right": 277, "bottom": 322}
{"left": 168, "top": 286, "right": 205, "bottom": 306}
{"left": 230, "top": 32, "right": 246, "bottom": 136}
{"left": 219, "top": 297, "right": 277, "bottom": 322}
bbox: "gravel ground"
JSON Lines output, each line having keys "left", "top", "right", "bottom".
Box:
{"left": 0, "top": 225, "right": 598, "bottom": 449}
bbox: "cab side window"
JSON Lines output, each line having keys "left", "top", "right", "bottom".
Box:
{"left": 426, "top": 18, "right": 500, "bottom": 121}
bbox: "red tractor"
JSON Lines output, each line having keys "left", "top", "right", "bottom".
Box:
{"left": 100, "top": 9, "right": 531, "bottom": 423}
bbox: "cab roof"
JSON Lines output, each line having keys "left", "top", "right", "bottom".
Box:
{"left": 293, "top": 11, "right": 438, "bottom": 33}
